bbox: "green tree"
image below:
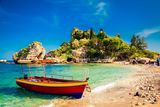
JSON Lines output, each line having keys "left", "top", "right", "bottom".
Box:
{"left": 130, "top": 35, "right": 147, "bottom": 50}
{"left": 115, "top": 33, "right": 121, "bottom": 38}
{"left": 131, "top": 35, "right": 137, "bottom": 47}
{"left": 89, "top": 37, "right": 99, "bottom": 48}
{"left": 140, "top": 36, "right": 147, "bottom": 50}
{"left": 90, "top": 28, "right": 96, "bottom": 39}
{"left": 87, "top": 48, "right": 102, "bottom": 58}
{"left": 82, "top": 31, "right": 90, "bottom": 39}
{"left": 97, "top": 28, "right": 106, "bottom": 40}
{"left": 71, "top": 39, "right": 80, "bottom": 49}
{"left": 136, "top": 35, "right": 141, "bottom": 49}
{"left": 73, "top": 33, "right": 81, "bottom": 40}
{"left": 103, "top": 37, "right": 122, "bottom": 57}
{"left": 79, "top": 38, "right": 89, "bottom": 46}
{"left": 60, "top": 42, "right": 70, "bottom": 47}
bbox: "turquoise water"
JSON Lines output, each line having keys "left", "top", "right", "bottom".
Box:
{"left": 0, "top": 63, "right": 136, "bottom": 107}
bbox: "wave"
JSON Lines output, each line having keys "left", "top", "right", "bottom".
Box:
{"left": 92, "top": 82, "right": 115, "bottom": 93}
{"left": 39, "top": 101, "right": 55, "bottom": 107}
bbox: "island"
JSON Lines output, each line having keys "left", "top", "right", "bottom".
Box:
{"left": 12, "top": 27, "right": 159, "bottom": 64}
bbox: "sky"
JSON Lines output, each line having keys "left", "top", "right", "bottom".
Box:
{"left": 0, "top": 0, "right": 160, "bottom": 60}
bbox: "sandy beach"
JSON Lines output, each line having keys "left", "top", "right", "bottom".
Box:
{"left": 42, "top": 65, "right": 160, "bottom": 107}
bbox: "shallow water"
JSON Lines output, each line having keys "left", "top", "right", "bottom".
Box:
{"left": 0, "top": 63, "right": 136, "bottom": 107}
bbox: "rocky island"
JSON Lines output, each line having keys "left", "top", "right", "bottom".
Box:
{"left": 13, "top": 41, "right": 46, "bottom": 64}
{"left": 13, "top": 27, "right": 159, "bottom": 64}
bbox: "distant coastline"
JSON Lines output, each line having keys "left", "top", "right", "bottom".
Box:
{"left": 0, "top": 59, "right": 14, "bottom": 64}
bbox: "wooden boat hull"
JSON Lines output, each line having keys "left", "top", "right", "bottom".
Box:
{"left": 16, "top": 77, "right": 88, "bottom": 98}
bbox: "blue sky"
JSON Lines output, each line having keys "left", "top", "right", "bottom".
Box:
{"left": 0, "top": 0, "right": 160, "bottom": 59}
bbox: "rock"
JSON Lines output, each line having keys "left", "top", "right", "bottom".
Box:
{"left": 149, "top": 86, "right": 154, "bottom": 91}
{"left": 142, "top": 102, "right": 145, "bottom": 105}
{"left": 134, "top": 91, "right": 141, "bottom": 97}
{"left": 137, "top": 57, "right": 150, "bottom": 64}
{"left": 72, "top": 47, "right": 89, "bottom": 63}
{"left": 135, "top": 102, "right": 142, "bottom": 106}
{"left": 153, "top": 98, "right": 157, "bottom": 102}
{"left": 147, "top": 96, "right": 157, "bottom": 104}
{"left": 139, "top": 86, "right": 146, "bottom": 90}
{"left": 150, "top": 100, "right": 156, "bottom": 104}
{"left": 129, "top": 92, "right": 132, "bottom": 95}
{"left": 141, "top": 93, "right": 146, "bottom": 98}
{"left": 137, "top": 102, "right": 142, "bottom": 106}
{"left": 144, "top": 99, "right": 148, "bottom": 103}
{"left": 13, "top": 41, "right": 45, "bottom": 63}
{"left": 145, "top": 92, "right": 149, "bottom": 97}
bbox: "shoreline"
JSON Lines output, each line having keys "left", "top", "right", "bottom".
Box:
{"left": 39, "top": 64, "right": 160, "bottom": 107}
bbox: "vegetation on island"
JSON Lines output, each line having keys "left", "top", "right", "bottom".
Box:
{"left": 12, "top": 27, "right": 159, "bottom": 63}
{"left": 45, "top": 28, "right": 159, "bottom": 63}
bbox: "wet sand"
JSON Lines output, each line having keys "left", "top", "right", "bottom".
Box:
{"left": 40, "top": 65, "right": 160, "bottom": 107}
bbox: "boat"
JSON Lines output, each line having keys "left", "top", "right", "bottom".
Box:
{"left": 15, "top": 59, "right": 55, "bottom": 64}
{"left": 16, "top": 65, "right": 90, "bottom": 98}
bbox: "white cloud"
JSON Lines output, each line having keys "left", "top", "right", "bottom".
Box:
{"left": 94, "top": 2, "right": 107, "bottom": 16}
{"left": 136, "top": 27, "right": 160, "bottom": 37}
{"left": 44, "top": 0, "right": 109, "bottom": 26}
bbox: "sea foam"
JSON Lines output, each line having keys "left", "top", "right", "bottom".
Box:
{"left": 39, "top": 101, "right": 55, "bottom": 107}
{"left": 92, "top": 82, "right": 115, "bottom": 93}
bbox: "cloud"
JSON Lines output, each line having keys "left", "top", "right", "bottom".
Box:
{"left": 136, "top": 27, "right": 160, "bottom": 37}
{"left": 94, "top": 2, "right": 108, "bottom": 16}
{"left": 44, "top": 0, "right": 109, "bottom": 26}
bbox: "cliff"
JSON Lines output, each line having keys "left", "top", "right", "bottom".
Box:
{"left": 13, "top": 41, "right": 45, "bottom": 63}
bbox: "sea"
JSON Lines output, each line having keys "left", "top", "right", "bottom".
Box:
{"left": 0, "top": 63, "right": 137, "bottom": 107}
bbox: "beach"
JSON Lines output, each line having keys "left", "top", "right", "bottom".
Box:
{"left": 0, "top": 63, "right": 137, "bottom": 107}
{"left": 43, "top": 65, "right": 160, "bottom": 107}
{"left": 0, "top": 63, "right": 159, "bottom": 107}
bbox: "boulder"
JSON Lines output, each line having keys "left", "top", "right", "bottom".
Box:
{"left": 137, "top": 58, "right": 150, "bottom": 64}
{"left": 13, "top": 41, "right": 45, "bottom": 63}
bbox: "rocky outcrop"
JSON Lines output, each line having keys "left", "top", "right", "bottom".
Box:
{"left": 130, "top": 57, "right": 154, "bottom": 64}
{"left": 13, "top": 41, "right": 45, "bottom": 63}
{"left": 72, "top": 47, "right": 88, "bottom": 63}
{"left": 137, "top": 57, "right": 150, "bottom": 64}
